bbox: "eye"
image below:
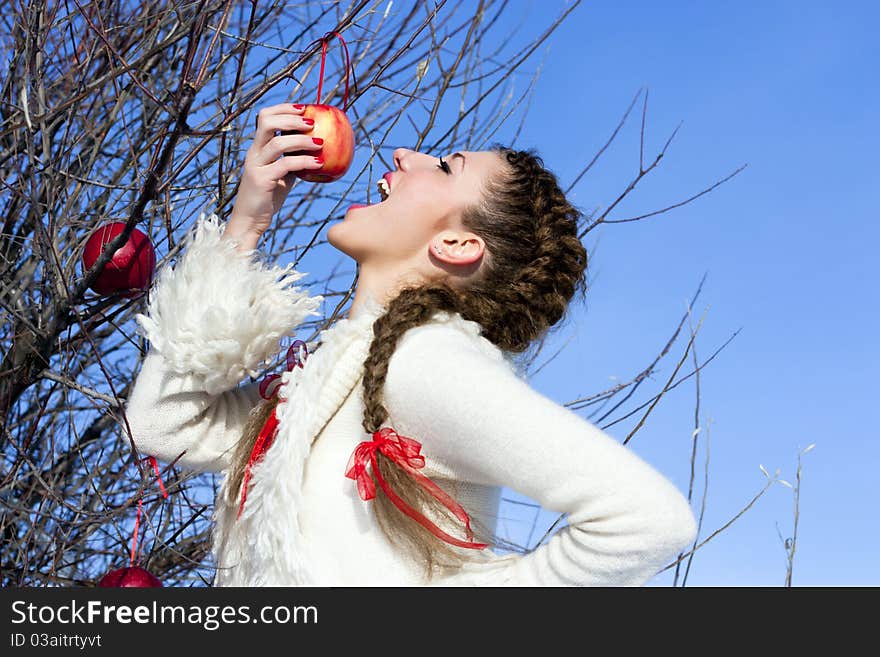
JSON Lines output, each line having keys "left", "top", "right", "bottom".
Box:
{"left": 437, "top": 156, "right": 452, "bottom": 175}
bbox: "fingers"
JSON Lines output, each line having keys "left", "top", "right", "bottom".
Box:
{"left": 265, "top": 153, "right": 325, "bottom": 180}
{"left": 253, "top": 103, "right": 313, "bottom": 150}
{"left": 251, "top": 133, "right": 324, "bottom": 167}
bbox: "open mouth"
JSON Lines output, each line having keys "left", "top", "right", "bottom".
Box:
{"left": 348, "top": 176, "right": 392, "bottom": 214}
{"left": 377, "top": 176, "right": 391, "bottom": 202}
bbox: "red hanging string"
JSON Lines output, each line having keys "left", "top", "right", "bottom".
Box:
{"left": 312, "top": 31, "right": 351, "bottom": 111}
{"left": 129, "top": 455, "right": 169, "bottom": 567}
{"left": 129, "top": 498, "right": 143, "bottom": 567}
{"left": 345, "top": 428, "right": 489, "bottom": 550}
{"left": 148, "top": 454, "right": 168, "bottom": 498}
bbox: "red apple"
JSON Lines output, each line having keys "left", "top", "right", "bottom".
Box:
{"left": 98, "top": 566, "right": 163, "bottom": 587}
{"left": 284, "top": 104, "right": 354, "bottom": 183}
{"left": 82, "top": 222, "right": 155, "bottom": 298}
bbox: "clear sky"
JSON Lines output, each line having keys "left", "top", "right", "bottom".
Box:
{"left": 233, "top": 1, "right": 877, "bottom": 586}
{"left": 459, "top": 0, "right": 878, "bottom": 586}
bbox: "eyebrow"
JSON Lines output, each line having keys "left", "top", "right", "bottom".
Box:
{"left": 451, "top": 152, "right": 466, "bottom": 172}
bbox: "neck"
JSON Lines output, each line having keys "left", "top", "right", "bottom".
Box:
{"left": 346, "top": 260, "right": 423, "bottom": 320}
{"left": 347, "top": 281, "right": 383, "bottom": 321}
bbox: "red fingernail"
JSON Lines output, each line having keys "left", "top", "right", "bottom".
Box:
{"left": 312, "top": 137, "right": 324, "bottom": 145}
{"left": 292, "top": 104, "right": 305, "bottom": 110}
{"left": 314, "top": 156, "right": 324, "bottom": 164}
{"left": 303, "top": 118, "right": 314, "bottom": 126}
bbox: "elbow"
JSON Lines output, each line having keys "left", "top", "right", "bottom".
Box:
{"left": 679, "top": 500, "right": 699, "bottom": 547}
{"left": 122, "top": 403, "right": 193, "bottom": 470}
{"left": 641, "top": 486, "right": 698, "bottom": 559}
{"left": 131, "top": 420, "right": 225, "bottom": 474}
{"left": 668, "top": 499, "right": 698, "bottom": 553}
{"left": 122, "top": 407, "right": 158, "bottom": 456}
{"left": 123, "top": 389, "right": 174, "bottom": 463}
{"left": 123, "top": 413, "right": 182, "bottom": 467}
{"left": 125, "top": 421, "right": 226, "bottom": 474}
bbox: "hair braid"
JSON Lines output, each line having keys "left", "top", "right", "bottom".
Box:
{"left": 362, "top": 284, "right": 495, "bottom": 575}
{"left": 461, "top": 147, "right": 588, "bottom": 352}
{"left": 361, "top": 285, "right": 461, "bottom": 434}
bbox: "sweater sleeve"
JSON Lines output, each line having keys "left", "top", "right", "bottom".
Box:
{"left": 383, "top": 322, "right": 698, "bottom": 587}
{"left": 123, "top": 212, "right": 323, "bottom": 473}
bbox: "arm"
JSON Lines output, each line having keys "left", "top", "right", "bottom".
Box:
{"left": 124, "top": 212, "right": 323, "bottom": 473}
{"left": 383, "top": 321, "right": 698, "bottom": 586}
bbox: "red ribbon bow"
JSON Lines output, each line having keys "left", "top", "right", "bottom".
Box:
{"left": 345, "top": 427, "right": 489, "bottom": 550}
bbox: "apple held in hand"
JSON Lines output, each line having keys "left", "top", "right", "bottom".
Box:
{"left": 284, "top": 104, "right": 354, "bottom": 183}
{"left": 98, "top": 566, "right": 163, "bottom": 587}
{"left": 82, "top": 222, "right": 155, "bottom": 298}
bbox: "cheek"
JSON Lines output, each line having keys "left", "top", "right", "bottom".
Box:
{"left": 363, "top": 209, "right": 438, "bottom": 261}
{"left": 399, "top": 175, "right": 451, "bottom": 211}
{"left": 393, "top": 187, "right": 450, "bottom": 230}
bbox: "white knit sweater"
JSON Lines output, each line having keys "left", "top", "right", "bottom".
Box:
{"left": 126, "top": 212, "right": 698, "bottom": 586}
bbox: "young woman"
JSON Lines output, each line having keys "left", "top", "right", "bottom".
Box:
{"left": 126, "top": 102, "right": 697, "bottom": 586}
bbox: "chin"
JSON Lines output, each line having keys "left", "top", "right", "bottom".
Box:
{"left": 327, "top": 222, "right": 365, "bottom": 262}
{"left": 326, "top": 222, "right": 348, "bottom": 254}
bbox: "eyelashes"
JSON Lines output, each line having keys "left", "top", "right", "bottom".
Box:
{"left": 437, "top": 156, "right": 452, "bottom": 174}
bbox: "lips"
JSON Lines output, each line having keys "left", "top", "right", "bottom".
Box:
{"left": 383, "top": 172, "right": 394, "bottom": 191}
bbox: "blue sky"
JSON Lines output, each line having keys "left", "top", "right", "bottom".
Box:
{"left": 457, "top": 0, "right": 878, "bottom": 586}
{"left": 189, "top": 1, "right": 876, "bottom": 586}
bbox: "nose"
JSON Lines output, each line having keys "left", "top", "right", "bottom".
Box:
{"left": 393, "top": 147, "right": 410, "bottom": 171}
{"left": 393, "top": 147, "right": 434, "bottom": 172}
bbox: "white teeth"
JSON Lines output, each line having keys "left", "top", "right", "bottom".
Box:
{"left": 377, "top": 178, "right": 390, "bottom": 201}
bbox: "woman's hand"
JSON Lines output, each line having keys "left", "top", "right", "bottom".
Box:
{"left": 225, "top": 103, "right": 324, "bottom": 248}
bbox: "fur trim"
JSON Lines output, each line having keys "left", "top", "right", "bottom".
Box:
{"left": 134, "top": 212, "right": 324, "bottom": 395}
{"left": 212, "top": 303, "right": 384, "bottom": 585}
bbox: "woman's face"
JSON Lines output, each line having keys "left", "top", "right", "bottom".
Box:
{"left": 327, "top": 148, "right": 504, "bottom": 277}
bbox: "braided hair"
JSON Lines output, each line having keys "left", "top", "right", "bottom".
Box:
{"left": 227, "top": 145, "right": 589, "bottom": 580}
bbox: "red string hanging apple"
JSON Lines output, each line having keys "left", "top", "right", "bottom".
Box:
{"left": 82, "top": 222, "right": 156, "bottom": 298}
{"left": 97, "top": 456, "right": 168, "bottom": 587}
{"left": 282, "top": 31, "right": 354, "bottom": 183}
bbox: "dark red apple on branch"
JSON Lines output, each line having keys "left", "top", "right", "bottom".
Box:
{"left": 283, "top": 104, "right": 354, "bottom": 183}
{"left": 82, "top": 222, "right": 155, "bottom": 298}
{"left": 97, "top": 565, "right": 163, "bottom": 587}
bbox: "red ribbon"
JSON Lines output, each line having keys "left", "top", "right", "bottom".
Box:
{"left": 130, "top": 455, "right": 169, "bottom": 567}
{"left": 237, "top": 407, "right": 281, "bottom": 520}
{"left": 130, "top": 498, "right": 143, "bottom": 567}
{"left": 309, "top": 31, "right": 351, "bottom": 111}
{"left": 239, "top": 340, "right": 309, "bottom": 518}
{"left": 345, "top": 428, "right": 489, "bottom": 550}
{"left": 259, "top": 340, "right": 308, "bottom": 400}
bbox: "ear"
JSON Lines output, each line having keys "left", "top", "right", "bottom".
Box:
{"left": 429, "top": 231, "right": 484, "bottom": 267}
